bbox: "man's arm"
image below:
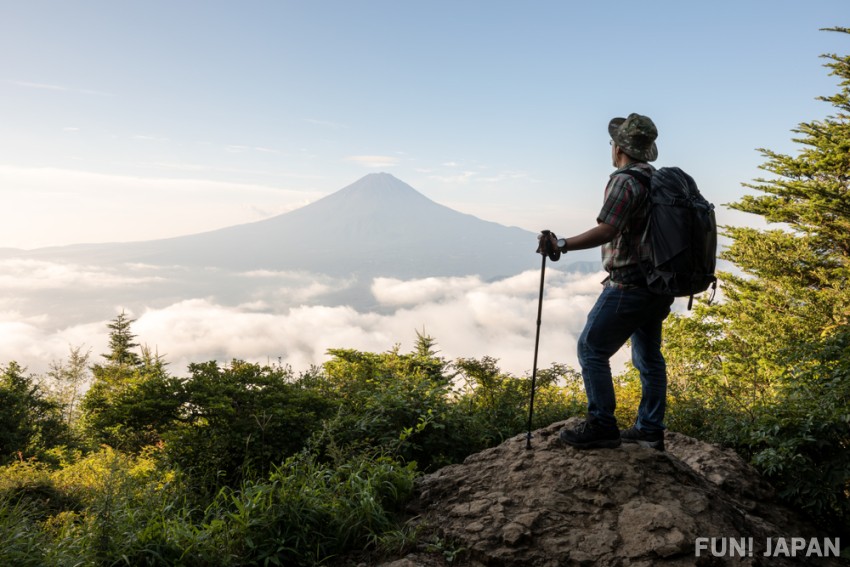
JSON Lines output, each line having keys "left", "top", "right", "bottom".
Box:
{"left": 561, "top": 222, "right": 618, "bottom": 251}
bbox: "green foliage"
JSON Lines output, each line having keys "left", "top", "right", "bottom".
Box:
{"left": 80, "top": 358, "right": 185, "bottom": 453}
{"left": 662, "top": 27, "right": 850, "bottom": 531}
{"left": 191, "top": 450, "right": 417, "bottom": 566}
{"left": 80, "top": 314, "right": 184, "bottom": 452}
{"left": 455, "top": 358, "right": 583, "bottom": 446}
{"left": 45, "top": 345, "right": 91, "bottom": 431}
{"left": 741, "top": 328, "right": 850, "bottom": 524}
{"left": 0, "top": 362, "right": 70, "bottom": 465}
{"left": 102, "top": 310, "right": 143, "bottom": 367}
{"left": 315, "top": 341, "right": 473, "bottom": 471}
{"left": 0, "top": 446, "right": 179, "bottom": 566}
{"left": 0, "top": 445, "right": 416, "bottom": 567}
{"left": 163, "top": 360, "right": 335, "bottom": 492}
{"left": 315, "top": 336, "right": 581, "bottom": 471}
{"left": 0, "top": 497, "right": 47, "bottom": 567}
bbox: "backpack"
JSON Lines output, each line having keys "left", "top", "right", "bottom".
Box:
{"left": 620, "top": 167, "right": 717, "bottom": 309}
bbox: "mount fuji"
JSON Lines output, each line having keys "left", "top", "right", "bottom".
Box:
{"left": 26, "top": 173, "right": 596, "bottom": 280}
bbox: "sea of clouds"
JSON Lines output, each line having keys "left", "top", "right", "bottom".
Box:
{"left": 0, "top": 258, "right": 637, "bottom": 379}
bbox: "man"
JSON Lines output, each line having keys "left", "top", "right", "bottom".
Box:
{"left": 541, "top": 113, "right": 673, "bottom": 451}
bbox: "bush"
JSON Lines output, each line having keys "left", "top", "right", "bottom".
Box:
{"left": 314, "top": 347, "right": 467, "bottom": 471}
{"left": 742, "top": 335, "right": 850, "bottom": 532}
{"left": 162, "top": 360, "right": 336, "bottom": 494}
{"left": 455, "top": 358, "right": 584, "bottom": 446}
{"left": 0, "top": 362, "right": 70, "bottom": 465}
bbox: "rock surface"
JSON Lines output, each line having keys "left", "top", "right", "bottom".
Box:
{"left": 388, "top": 419, "right": 844, "bottom": 567}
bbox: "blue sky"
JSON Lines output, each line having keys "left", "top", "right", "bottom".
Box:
{"left": 1, "top": 1, "right": 848, "bottom": 249}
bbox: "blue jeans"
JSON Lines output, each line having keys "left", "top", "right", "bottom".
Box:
{"left": 576, "top": 285, "right": 673, "bottom": 431}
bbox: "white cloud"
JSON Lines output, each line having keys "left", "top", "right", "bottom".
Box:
{"left": 0, "top": 259, "right": 163, "bottom": 290}
{"left": 0, "top": 268, "right": 645, "bottom": 382}
{"left": 0, "top": 313, "right": 107, "bottom": 374}
{"left": 237, "top": 270, "right": 355, "bottom": 303}
{"left": 371, "top": 275, "right": 482, "bottom": 306}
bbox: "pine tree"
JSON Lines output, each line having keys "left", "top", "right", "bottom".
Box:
{"left": 102, "top": 311, "right": 142, "bottom": 367}
{"left": 664, "top": 28, "right": 850, "bottom": 529}
{"left": 82, "top": 312, "right": 167, "bottom": 450}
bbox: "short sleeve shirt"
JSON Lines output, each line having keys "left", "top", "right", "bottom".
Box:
{"left": 597, "top": 162, "right": 655, "bottom": 285}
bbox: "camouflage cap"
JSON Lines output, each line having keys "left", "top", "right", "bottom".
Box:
{"left": 608, "top": 113, "right": 658, "bottom": 162}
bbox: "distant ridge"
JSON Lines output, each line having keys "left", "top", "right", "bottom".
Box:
{"left": 25, "top": 173, "right": 595, "bottom": 280}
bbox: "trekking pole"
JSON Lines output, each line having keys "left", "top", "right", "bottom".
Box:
{"left": 526, "top": 230, "right": 555, "bottom": 450}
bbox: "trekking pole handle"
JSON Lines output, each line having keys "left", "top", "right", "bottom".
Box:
{"left": 537, "top": 230, "right": 561, "bottom": 262}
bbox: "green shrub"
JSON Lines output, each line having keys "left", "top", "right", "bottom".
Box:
{"left": 455, "top": 358, "right": 583, "bottom": 446}
{"left": 742, "top": 339, "right": 850, "bottom": 531}
{"left": 162, "top": 360, "right": 335, "bottom": 494}
{"left": 0, "top": 362, "right": 70, "bottom": 465}
{"left": 315, "top": 346, "right": 471, "bottom": 471}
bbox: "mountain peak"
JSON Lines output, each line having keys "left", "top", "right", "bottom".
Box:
{"left": 335, "top": 171, "right": 429, "bottom": 199}
{"left": 299, "top": 172, "right": 435, "bottom": 219}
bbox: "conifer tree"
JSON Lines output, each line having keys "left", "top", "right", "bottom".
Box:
{"left": 664, "top": 27, "right": 850, "bottom": 528}
{"left": 82, "top": 312, "right": 178, "bottom": 451}
{"left": 102, "top": 310, "right": 142, "bottom": 367}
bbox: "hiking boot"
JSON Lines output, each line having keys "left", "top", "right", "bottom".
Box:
{"left": 558, "top": 418, "right": 621, "bottom": 450}
{"left": 620, "top": 426, "right": 665, "bottom": 451}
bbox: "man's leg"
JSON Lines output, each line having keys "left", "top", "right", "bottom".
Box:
{"left": 621, "top": 294, "right": 673, "bottom": 450}
{"left": 575, "top": 287, "right": 636, "bottom": 428}
{"left": 562, "top": 287, "right": 642, "bottom": 449}
{"left": 630, "top": 300, "right": 670, "bottom": 432}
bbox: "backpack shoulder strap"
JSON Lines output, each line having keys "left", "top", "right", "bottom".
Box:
{"left": 616, "top": 168, "right": 652, "bottom": 190}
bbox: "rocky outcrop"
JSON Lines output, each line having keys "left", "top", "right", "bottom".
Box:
{"left": 394, "top": 419, "right": 844, "bottom": 567}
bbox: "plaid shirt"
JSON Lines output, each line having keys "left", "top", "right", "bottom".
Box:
{"left": 597, "top": 162, "right": 655, "bottom": 286}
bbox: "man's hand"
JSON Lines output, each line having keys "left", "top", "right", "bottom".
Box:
{"left": 536, "top": 230, "right": 561, "bottom": 261}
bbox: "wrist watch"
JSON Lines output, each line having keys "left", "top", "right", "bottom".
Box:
{"left": 556, "top": 238, "right": 567, "bottom": 252}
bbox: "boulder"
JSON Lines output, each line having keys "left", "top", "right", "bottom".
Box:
{"left": 393, "top": 419, "right": 844, "bottom": 567}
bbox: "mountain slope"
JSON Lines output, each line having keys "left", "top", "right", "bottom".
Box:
{"left": 28, "top": 173, "right": 589, "bottom": 279}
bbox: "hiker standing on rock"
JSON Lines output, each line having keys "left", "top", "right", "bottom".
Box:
{"left": 539, "top": 113, "right": 672, "bottom": 451}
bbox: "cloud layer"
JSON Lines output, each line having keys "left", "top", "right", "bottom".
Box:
{"left": 0, "top": 260, "right": 633, "bottom": 379}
